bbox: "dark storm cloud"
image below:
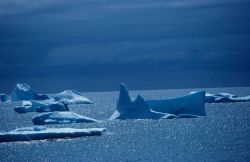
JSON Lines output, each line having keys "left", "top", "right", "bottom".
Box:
{"left": 0, "top": 0, "right": 250, "bottom": 92}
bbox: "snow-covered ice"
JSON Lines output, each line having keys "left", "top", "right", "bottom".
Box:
{"left": 0, "top": 126, "right": 106, "bottom": 142}
{"left": 32, "top": 112, "right": 97, "bottom": 125}
{"left": 14, "top": 100, "right": 68, "bottom": 113}
{"left": 204, "top": 92, "right": 250, "bottom": 103}
{"left": 0, "top": 93, "right": 8, "bottom": 102}
{"left": 110, "top": 83, "right": 200, "bottom": 120}
{"left": 11, "top": 83, "right": 49, "bottom": 101}
{"left": 51, "top": 90, "right": 93, "bottom": 104}
{"left": 147, "top": 91, "right": 206, "bottom": 116}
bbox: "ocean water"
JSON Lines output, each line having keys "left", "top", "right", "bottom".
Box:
{"left": 0, "top": 87, "right": 250, "bottom": 162}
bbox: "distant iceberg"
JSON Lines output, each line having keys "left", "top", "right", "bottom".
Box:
{"left": 110, "top": 83, "right": 201, "bottom": 120}
{"left": 51, "top": 90, "right": 93, "bottom": 104}
{"left": 14, "top": 100, "right": 68, "bottom": 113}
{"left": 11, "top": 83, "right": 49, "bottom": 101}
{"left": 32, "top": 112, "right": 97, "bottom": 125}
{"left": 0, "top": 126, "right": 106, "bottom": 142}
{"left": 204, "top": 92, "right": 250, "bottom": 103}
{"left": 0, "top": 93, "right": 8, "bottom": 102}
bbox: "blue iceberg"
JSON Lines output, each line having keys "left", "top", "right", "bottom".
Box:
{"left": 14, "top": 100, "right": 68, "bottom": 113}
{"left": 32, "top": 112, "right": 97, "bottom": 125}
{"left": 147, "top": 91, "right": 206, "bottom": 116}
{"left": 0, "top": 127, "right": 106, "bottom": 143}
{"left": 11, "top": 83, "right": 49, "bottom": 101}
{"left": 110, "top": 83, "right": 202, "bottom": 120}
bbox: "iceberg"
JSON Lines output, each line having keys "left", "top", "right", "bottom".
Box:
{"left": 11, "top": 83, "right": 49, "bottom": 101}
{"left": 14, "top": 100, "right": 68, "bottom": 113}
{"left": 0, "top": 93, "right": 8, "bottom": 102}
{"left": 32, "top": 112, "right": 97, "bottom": 125}
{"left": 0, "top": 126, "right": 106, "bottom": 143}
{"left": 204, "top": 92, "right": 250, "bottom": 103}
{"left": 147, "top": 91, "right": 206, "bottom": 116}
{"left": 51, "top": 90, "right": 93, "bottom": 104}
{"left": 110, "top": 83, "right": 200, "bottom": 120}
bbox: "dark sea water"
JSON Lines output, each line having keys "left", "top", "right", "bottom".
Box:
{"left": 0, "top": 87, "right": 250, "bottom": 162}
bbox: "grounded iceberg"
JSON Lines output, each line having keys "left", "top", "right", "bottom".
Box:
{"left": 51, "top": 90, "right": 93, "bottom": 104}
{"left": 147, "top": 91, "right": 206, "bottom": 116}
{"left": 110, "top": 83, "right": 201, "bottom": 120}
{"left": 0, "top": 127, "right": 106, "bottom": 142}
{"left": 204, "top": 92, "right": 250, "bottom": 103}
{"left": 11, "top": 83, "right": 49, "bottom": 101}
{"left": 0, "top": 93, "right": 8, "bottom": 102}
{"left": 14, "top": 100, "right": 68, "bottom": 113}
{"left": 32, "top": 112, "right": 97, "bottom": 125}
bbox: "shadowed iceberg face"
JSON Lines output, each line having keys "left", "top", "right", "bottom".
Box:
{"left": 32, "top": 112, "right": 97, "bottom": 125}
{"left": 11, "top": 83, "right": 49, "bottom": 101}
{"left": 0, "top": 127, "right": 106, "bottom": 143}
{"left": 110, "top": 83, "right": 202, "bottom": 120}
{"left": 147, "top": 91, "right": 206, "bottom": 116}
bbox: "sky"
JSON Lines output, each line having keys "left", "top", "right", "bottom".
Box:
{"left": 0, "top": 0, "right": 250, "bottom": 93}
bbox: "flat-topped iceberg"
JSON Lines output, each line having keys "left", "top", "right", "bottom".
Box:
{"left": 0, "top": 93, "right": 8, "bottom": 102}
{"left": 0, "top": 126, "right": 106, "bottom": 142}
{"left": 110, "top": 83, "right": 202, "bottom": 120}
{"left": 204, "top": 92, "right": 250, "bottom": 103}
{"left": 11, "top": 83, "right": 49, "bottom": 101}
{"left": 14, "top": 100, "right": 68, "bottom": 113}
{"left": 51, "top": 90, "right": 93, "bottom": 104}
{"left": 147, "top": 91, "right": 206, "bottom": 116}
{"left": 32, "top": 112, "right": 97, "bottom": 125}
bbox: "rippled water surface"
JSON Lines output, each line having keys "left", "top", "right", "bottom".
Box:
{"left": 0, "top": 87, "right": 250, "bottom": 162}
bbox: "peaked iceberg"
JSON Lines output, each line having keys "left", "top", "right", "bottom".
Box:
{"left": 11, "top": 83, "right": 49, "bottom": 101}
{"left": 147, "top": 91, "right": 206, "bottom": 116}
{"left": 0, "top": 126, "right": 106, "bottom": 143}
{"left": 0, "top": 93, "right": 8, "bottom": 102}
{"left": 110, "top": 83, "right": 200, "bottom": 120}
{"left": 14, "top": 100, "right": 68, "bottom": 113}
{"left": 32, "top": 112, "right": 97, "bottom": 125}
{"left": 51, "top": 90, "right": 93, "bottom": 104}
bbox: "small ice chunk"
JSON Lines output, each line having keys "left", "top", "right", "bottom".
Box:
{"left": 11, "top": 83, "right": 49, "bottom": 101}
{"left": 32, "top": 112, "right": 97, "bottom": 125}
{"left": 0, "top": 126, "right": 106, "bottom": 142}
{"left": 51, "top": 90, "right": 93, "bottom": 104}
{"left": 0, "top": 93, "right": 9, "bottom": 102}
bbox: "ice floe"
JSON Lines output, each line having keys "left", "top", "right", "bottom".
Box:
{"left": 11, "top": 83, "right": 49, "bottom": 101}
{"left": 32, "top": 112, "right": 97, "bottom": 125}
{"left": 110, "top": 83, "right": 201, "bottom": 120}
{"left": 14, "top": 100, "right": 68, "bottom": 113}
{"left": 51, "top": 90, "right": 93, "bottom": 104}
{"left": 0, "top": 126, "right": 106, "bottom": 142}
{"left": 204, "top": 92, "right": 250, "bottom": 103}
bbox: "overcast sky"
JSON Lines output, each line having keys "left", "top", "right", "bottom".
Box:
{"left": 0, "top": 0, "right": 250, "bottom": 93}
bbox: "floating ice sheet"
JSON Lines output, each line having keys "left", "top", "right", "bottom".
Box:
{"left": 32, "top": 112, "right": 97, "bottom": 125}
{"left": 0, "top": 127, "right": 106, "bottom": 142}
